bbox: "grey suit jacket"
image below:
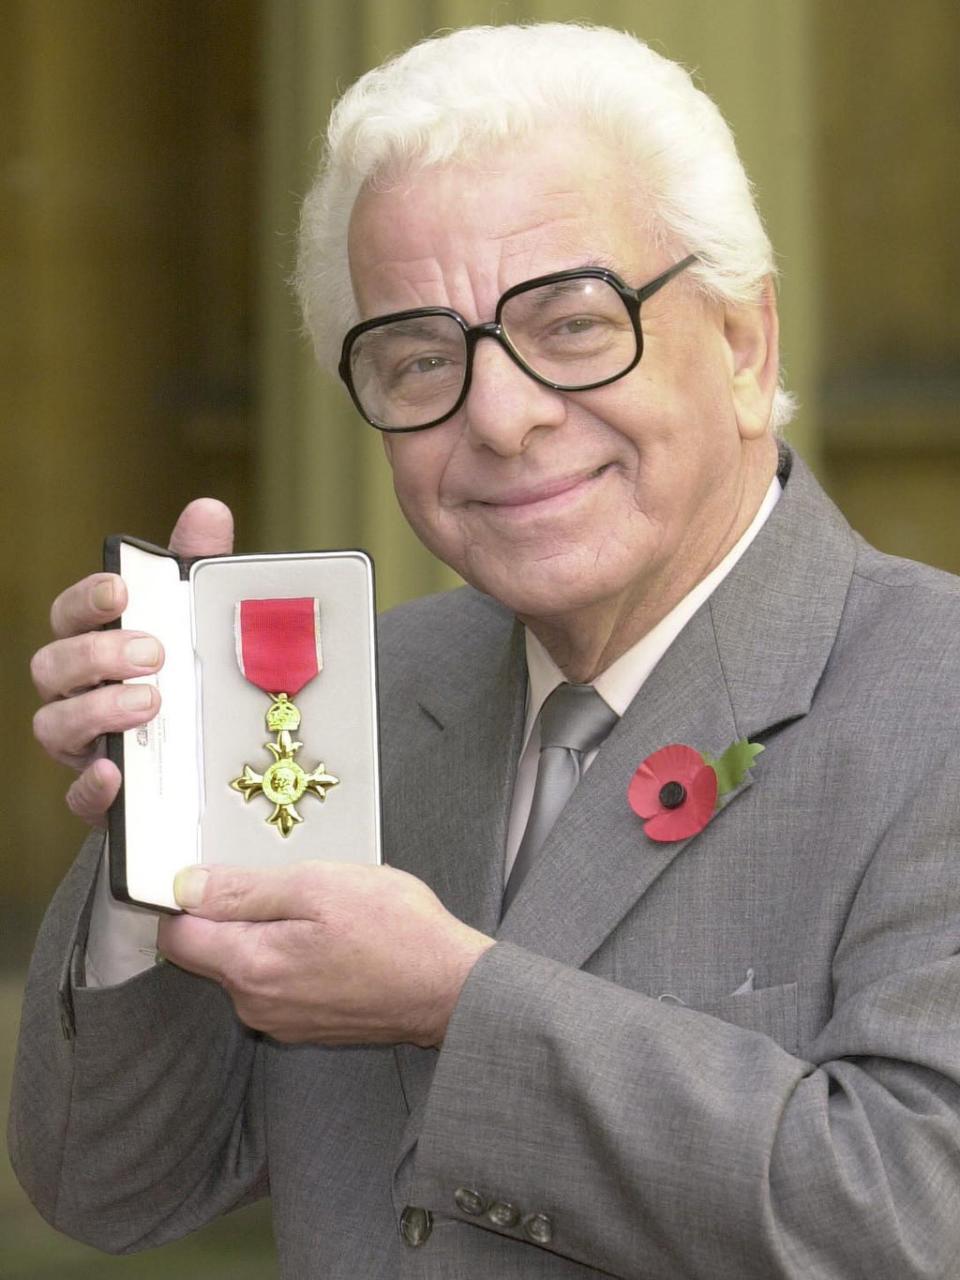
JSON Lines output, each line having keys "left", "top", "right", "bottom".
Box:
{"left": 11, "top": 449, "right": 960, "bottom": 1278}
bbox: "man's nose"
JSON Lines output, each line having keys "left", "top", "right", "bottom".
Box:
{"left": 461, "top": 335, "right": 566, "bottom": 454}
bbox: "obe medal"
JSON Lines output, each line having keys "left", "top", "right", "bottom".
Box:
{"left": 230, "top": 597, "right": 339, "bottom": 837}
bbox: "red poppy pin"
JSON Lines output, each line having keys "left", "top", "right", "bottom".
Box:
{"left": 628, "top": 739, "right": 764, "bottom": 842}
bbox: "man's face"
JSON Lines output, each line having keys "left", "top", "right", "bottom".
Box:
{"left": 347, "top": 131, "right": 776, "bottom": 629}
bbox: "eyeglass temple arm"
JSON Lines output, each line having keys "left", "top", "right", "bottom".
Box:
{"left": 635, "top": 253, "right": 698, "bottom": 303}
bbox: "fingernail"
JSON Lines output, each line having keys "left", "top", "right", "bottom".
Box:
{"left": 118, "top": 684, "right": 153, "bottom": 710}
{"left": 125, "top": 638, "right": 161, "bottom": 668}
{"left": 174, "top": 867, "right": 209, "bottom": 909}
{"left": 92, "top": 580, "right": 117, "bottom": 612}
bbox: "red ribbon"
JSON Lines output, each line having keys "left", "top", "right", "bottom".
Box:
{"left": 235, "top": 598, "right": 321, "bottom": 697}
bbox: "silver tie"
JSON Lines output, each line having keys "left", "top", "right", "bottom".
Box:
{"left": 502, "top": 683, "right": 618, "bottom": 916}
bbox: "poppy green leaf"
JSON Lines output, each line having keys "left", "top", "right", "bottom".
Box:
{"left": 711, "top": 739, "right": 764, "bottom": 796}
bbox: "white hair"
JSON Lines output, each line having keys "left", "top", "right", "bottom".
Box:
{"left": 295, "top": 22, "right": 796, "bottom": 428}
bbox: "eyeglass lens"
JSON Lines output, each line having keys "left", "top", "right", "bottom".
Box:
{"left": 348, "top": 275, "right": 636, "bottom": 430}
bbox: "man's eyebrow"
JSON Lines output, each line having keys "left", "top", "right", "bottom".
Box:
{"left": 531, "top": 279, "right": 594, "bottom": 303}
{"left": 361, "top": 261, "right": 624, "bottom": 334}
{"left": 521, "top": 261, "right": 620, "bottom": 302}
{"left": 363, "top": 316, "right": 459, "bottom": 341}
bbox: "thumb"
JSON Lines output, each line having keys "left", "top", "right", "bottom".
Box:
{"left": 168, "top": 498, "right": 234, "bottom": 559}
{"left": 173, "top": 862, "right": 320, "bottom": 919}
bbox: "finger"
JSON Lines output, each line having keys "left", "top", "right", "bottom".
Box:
{"left": 173, "top": 861, "right": 329, "bottom": 919}
{"left": 65, "top": 757, "right": 121, "bottom": 826}
{"left": 31, "top": 629, "right": 163, "bottom": 702}
{"left": 33, "top": 681, "right": 159, "bottom": 768}
{"left": 157, "top": 913, "right": 248, "bottom": 983}
{"left": 50, "top": 572, "right": 127, "bottom": 641}
{"left": 168, "top": 498, "right": 234, "bottom": 559}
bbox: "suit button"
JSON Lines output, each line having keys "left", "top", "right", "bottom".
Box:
{"left": 487, "top": 1200, "right": 520, "bottom": 1228}
{"left": 453, "top": 1186, "right": 487, "bottom": 1216}
{"left": 523, "top": 1212, "right": 554, "bottom": 1245}
{"left": 399, "top": 1206, "right": 433, "bottom": 1247}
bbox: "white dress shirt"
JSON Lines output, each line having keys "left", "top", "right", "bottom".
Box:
{"left": 87, "top": 476, "right": 781, "bottom": 987}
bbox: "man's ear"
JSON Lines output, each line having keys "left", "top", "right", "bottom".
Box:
{"left": 725, "top": 279, "right": 780, "bottom": 440}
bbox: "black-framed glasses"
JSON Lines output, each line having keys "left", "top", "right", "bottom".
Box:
{"left": 338, "top": 254, "right": 697, "bottom": 432}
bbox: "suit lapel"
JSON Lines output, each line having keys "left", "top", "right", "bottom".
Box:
{"left": 388, "top": 615, "right": 526, "bottom": 1121}
{"left": 499, "top": 449, "right": 858, "bottom": 966}
{"left": 497, "top": 604, "right": 745, "bottom": 960}
{"left": 386, "top": 617, "right": 527, "bottom": 935}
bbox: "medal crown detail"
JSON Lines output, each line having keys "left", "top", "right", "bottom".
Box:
{"left": 266, "top": 693, "right": 301, "bottom": 732}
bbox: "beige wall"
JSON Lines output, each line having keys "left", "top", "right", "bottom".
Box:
{"left": 2, "top": 2, "right": 258, "bottom": 910}
{"left": 816, "top": 2, "right": 960, "bottom": 567}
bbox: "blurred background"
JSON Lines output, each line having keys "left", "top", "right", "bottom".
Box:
{"left": 2, "top": 1, "right": 958, "bottom": 1274}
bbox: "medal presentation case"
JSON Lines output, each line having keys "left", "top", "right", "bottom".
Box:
{"left": 104, "top": 536, "right": 382, "bottom": 912}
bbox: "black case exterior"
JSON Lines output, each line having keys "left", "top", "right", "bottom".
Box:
{"left": 102, "top": 535, "right": 221, "bottom": 911}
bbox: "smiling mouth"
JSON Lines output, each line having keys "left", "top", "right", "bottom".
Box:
{"left": 476, "top": 464, "right": 611, "bottom": 512}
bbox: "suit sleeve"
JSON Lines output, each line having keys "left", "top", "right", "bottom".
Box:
{"left": 410, "top": 759, "right": 960, "bottom": 1279}
{"left": 7, "top": 830, "right": 268, "bottom": 1253}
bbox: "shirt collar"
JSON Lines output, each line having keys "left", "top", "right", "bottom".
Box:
{"left": 522, "top": 474, "right": 782, "bottom": 747}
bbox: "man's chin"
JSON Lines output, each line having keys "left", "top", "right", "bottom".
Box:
{"left": 465, "top": 563, "right": 619, "bottom": 624}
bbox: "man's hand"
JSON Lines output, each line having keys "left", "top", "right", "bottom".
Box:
{"left": 31, "top": 499, "right": 234, "bottom": 824}
{"left": 157, "top": 861, "right": 496, "bottom": 1048}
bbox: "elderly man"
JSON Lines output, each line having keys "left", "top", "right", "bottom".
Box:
{"left": 11, "top": 22, "right": 960, "bottom": 1280}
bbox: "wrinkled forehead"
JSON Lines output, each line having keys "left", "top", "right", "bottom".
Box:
{"left": 346, "top": 131, "right": 662, "bottom": 318}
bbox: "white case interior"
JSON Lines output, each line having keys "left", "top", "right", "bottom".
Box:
{"left": 116, "top": 544, "right": 381, "bottom": 911}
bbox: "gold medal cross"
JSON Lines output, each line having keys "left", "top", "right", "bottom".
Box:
{"left": 231, "top": 694, "right": 339, "bottom": 837}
